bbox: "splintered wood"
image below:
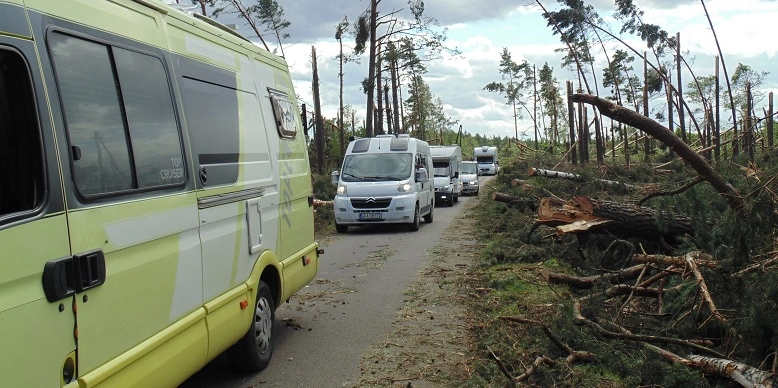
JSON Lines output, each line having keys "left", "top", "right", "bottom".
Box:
{"left": 536, "top": 196, "right": 694, "bottom": 241}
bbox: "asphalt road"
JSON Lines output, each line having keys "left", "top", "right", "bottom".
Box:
{"left": 180, "top": 183, "right": 488, "bottom": 388}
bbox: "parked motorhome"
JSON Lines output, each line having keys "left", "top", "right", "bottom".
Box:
{"left": 430, "top": 145, "right": 463, "bottom": 206}
{"left": 331, "top": 134, "right": 434, "bottom": 232}
{"left": 474, "top": 146, "right": 499, "bottom": 175}
{"left": 460, "top": 161, "right": 480, "bottom": 195}
{"left": 0, "top": 1, "right": 319, "bottom": 386}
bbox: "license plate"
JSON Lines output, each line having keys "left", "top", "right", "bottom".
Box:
{"left": 359, "top": 213, "right": 382, "bottom": 220}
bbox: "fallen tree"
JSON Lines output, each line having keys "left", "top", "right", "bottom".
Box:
{"left": 571, "top": 93, "right": 747, "bottom": 214}
{"left": 533, "top": 196, "right": 695, "bottom": 242}
{"left": 528, "top": 167, "right": 636, "bottom": 189}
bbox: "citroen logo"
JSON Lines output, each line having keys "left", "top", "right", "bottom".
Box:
{"left": 365, "top": 197, "right": 376, "bottom": 203}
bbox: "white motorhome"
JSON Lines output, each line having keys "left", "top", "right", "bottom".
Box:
{"left": 460, "top": 161, "right": 480, "bottom": 195}
{"left": 475, "top": 146, "right": 499, "bottom": 175}
{"left": 430, "top": 145, "right": 462, "bottom": 206}
{"left": 331, "top": 134, "right": 434, "bottom": 232}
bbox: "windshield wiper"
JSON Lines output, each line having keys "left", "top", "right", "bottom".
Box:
{"left": 341, "top": 172, "right": 363, "bottom": 180}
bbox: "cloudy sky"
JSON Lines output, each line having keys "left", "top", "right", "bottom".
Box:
{"left": 199, "top": 0, "right": 778, "bottom": 139}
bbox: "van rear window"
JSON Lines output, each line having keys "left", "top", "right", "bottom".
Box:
{"left": 49, "top": 32, "right": 185, "bottom": 197}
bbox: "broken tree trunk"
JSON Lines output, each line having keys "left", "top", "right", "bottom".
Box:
{"left": 571, "top": 93, "right": 746, "bottom": 214}
{"left": 686, "top": 355, "right": 777, "bottom": 388}
{"left": 537, "top": 196, "right": 695, "bottom": 242}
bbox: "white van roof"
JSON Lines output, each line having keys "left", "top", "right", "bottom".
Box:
{"left": 347, "top": 135, "right": 429, "bottom": 154}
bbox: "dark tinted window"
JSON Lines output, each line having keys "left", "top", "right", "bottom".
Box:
{"left": 0, "top": 49, "right": 44, "bottom": 218}
{"left": 113, "top": 48, "right": 183, "bottom": 188}
{"left": 181, "top": 77, "right": 239, "bottom": 187}
{"left": 49, "top": 32, "right": 184, "bottom": 196}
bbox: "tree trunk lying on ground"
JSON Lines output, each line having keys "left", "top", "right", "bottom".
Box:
{"left": 492, "top": 192, "right": 538, "bottom": 211}
{"left": 535, "top": 196, "right": 695, "bottom": 242}
{"left": 528, "top": 167, "right": 636, "bottom": 190}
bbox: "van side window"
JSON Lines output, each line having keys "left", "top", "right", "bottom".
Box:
{"left": 268, "top": 88, "right": 297, "bottom": 139}
{"left": 0, "top": 49, "right": 44, "bottom": 218}
{"left": 49, "top": 32, "right": 184, "bottom": 197}
{"left": 180, "top": 77, "right": 240, "bottom": 187}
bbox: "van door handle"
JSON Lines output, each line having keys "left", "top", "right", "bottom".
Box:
{"left": 42, "top": 250, "right": 107, "bottom": 302}
{"left": 74, "top": 250, "right": 106, "bottom": 292}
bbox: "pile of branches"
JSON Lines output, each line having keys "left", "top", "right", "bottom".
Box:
{"left": 483, "top": 95, "right": 778, "bottom": 387}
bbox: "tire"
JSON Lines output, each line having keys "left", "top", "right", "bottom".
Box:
{"left": 453, "top": 194, "right": 459, "bottom": 203}
{"left": 448, "top": 197, "right": 454, "bottom": 207}
{"left": 423, "top": 202, "right": 434, "bottom": 223}
{"left": 335, "top": 223, "right": 348, "bottom": 233}
{"left": 408, "top": 204, "right": 420, "bottom": 231}
{"left": 227, "top": 281, "right": 275, "bottom": 372}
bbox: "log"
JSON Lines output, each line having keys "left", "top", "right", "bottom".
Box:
{"left": 492, "top": 192, "right": 537, "bottom": 211}
{"left": 687, "top": 355, "right": 777, "bottom": 388}
{"left": 313, "top": 199, "right": 332, "bottom": 207}
{"left": 632, "top": 252, "right": 717, "bottom": 268}
{"left": 537, "top": 196, "right": 695, "bottom": 242}
{"left": 528, "top": 167, "right": 635, "bottom": 189}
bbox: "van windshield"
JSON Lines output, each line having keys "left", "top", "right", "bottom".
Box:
{"left": 341, "top": 153, "right": 412, "bottom": 182}
{"left": 432, "top": 161, "right": 450, "bottom": 177}
{"left": 461, "top": 163, "right": 477, "bottom": 175}
{"left": 476, "top": 156, "right": 494, "bottom": 164}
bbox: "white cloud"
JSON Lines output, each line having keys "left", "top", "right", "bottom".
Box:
{"left": 226, "top": 0, "right": 778, "bottom": 139}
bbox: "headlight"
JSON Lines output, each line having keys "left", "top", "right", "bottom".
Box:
{"left": 471, "top": 181, "right": 479, "bottom": 185}
{"left": 337, "top": 185, "right": 347, "bottom": 195}
{"left": 444, "top": 185, "right": 451, "bottom": 191}
{"left": 398, "top": 183, "right": 412, "bottom": 192}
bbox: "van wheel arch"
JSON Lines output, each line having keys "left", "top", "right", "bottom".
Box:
{"left": 408, "top": 203, "right": 420, "bottom": 231}
{"left": 227, "top": 280, "right": 275, "bottom": 371}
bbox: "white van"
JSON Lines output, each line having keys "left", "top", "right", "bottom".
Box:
{"left": 430, "top": 145, "right": 462, "bottom": 206}
{"left": 331, "top": 134, "right": 434, "bottom": 232}
{"left": 475, "top": 146, "right": 499, "bottom": 175}
{"left": 460, "top": 161, "right": 480, "bottom": 195}
{"left": 0, "top": 1, "right": 319, "bottom": 386}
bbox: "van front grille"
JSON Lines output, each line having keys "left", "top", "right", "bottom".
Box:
{"left": 350, "top": 197, "right": 392, "bottom": 209}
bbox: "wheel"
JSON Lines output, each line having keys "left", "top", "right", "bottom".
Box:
{"left": 448, "top": 197, "right": 454, "bottom": 207}
{"left": 227, "top": 281, "right": 275, "bottom": 372}
{"left": 335, "top": 223, "right": 348, "bottom": 233}
{"left": 408, "top": 204, "right": 420, "bottom": 231}
{"left": 423, "top": 202, "right": 434, "bottom": 223}
{"left": 453, "top": 195, "right": 459, "bottom": 203}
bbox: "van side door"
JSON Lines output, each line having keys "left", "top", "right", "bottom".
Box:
{"left": 0, "top": 24, "right": 77, "bottom": 386}
{"left": 40, "top": 18, "right": 204, "bottom": 383}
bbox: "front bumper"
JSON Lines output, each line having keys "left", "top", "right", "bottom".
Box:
{"left": 333, "top": 194, "right": 416, "bottom": 225}
{"left": 462, "top": 183, "right": 479, "bottom": 193}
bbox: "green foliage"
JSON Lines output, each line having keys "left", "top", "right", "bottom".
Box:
{"left": 466, "top": 144, "right": 778, "bottom": 386}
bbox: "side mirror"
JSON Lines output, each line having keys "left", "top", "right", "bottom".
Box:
{"left": 415, "top": 167, "right": 428, "bottom": 182}
{"left": 331, "top": 171, "right": 340, "bottom": 185}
